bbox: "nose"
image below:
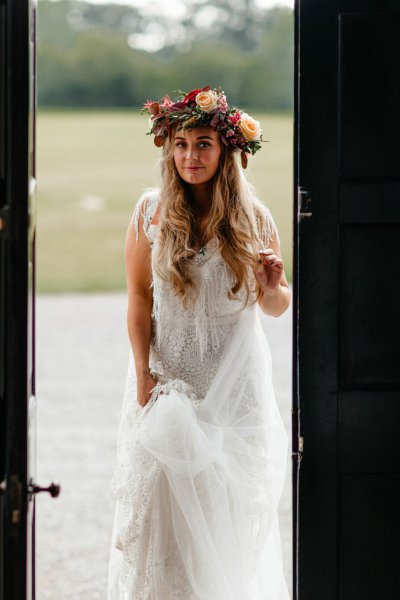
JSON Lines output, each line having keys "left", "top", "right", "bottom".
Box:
{"left": 185, "top": 144, "right": 199, "bottom": 161}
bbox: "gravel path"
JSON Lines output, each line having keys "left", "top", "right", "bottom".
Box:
{"left": 35, "top": 291, "right": 293, "bottom": 600}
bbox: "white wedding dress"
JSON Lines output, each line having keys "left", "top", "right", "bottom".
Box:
{"left": 107, "top": 189, "right": 290, "bottom": 600}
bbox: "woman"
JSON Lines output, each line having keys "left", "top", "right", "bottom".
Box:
{"left": 108, "top": 86, "right": 291, "bottom": 600}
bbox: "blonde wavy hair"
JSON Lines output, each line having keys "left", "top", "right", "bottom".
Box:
{"left": 154, "top": 128, "right": 270, "bottom": 308}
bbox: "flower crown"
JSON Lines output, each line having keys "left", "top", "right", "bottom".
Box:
{"left": 141, "top": 86, "right": 266, "bottom": 168}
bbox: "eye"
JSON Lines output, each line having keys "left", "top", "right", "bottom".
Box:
{"left": 198, "top": 142, "right": 210, "bottom": 148}
{"left": 174, "top": 141, "right": 186, "bottom": 148}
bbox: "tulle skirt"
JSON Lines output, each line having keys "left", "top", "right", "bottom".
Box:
{"left": 107, "top": 303, "right": 290, "bottom": 600}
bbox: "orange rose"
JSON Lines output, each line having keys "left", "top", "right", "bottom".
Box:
{"left": 195, "top": 90, "right": 219, "bottom": 113}
{"left": 238, "top": 113, "right": 262, "bottom": 141}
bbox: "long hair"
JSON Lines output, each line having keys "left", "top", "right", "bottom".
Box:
{"left": 154, "top": 129, "right": 269, "bottom": 308}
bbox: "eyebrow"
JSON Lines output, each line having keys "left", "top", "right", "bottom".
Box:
{"left": 174, "top": 135, "right": 214, "bottom": 141}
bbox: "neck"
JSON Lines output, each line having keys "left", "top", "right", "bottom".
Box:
{"left": 187, "top": 182, "right": 213, "bottom": 216}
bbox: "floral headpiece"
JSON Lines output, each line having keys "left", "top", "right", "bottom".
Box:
{"left": 141, "top": 85, "right": 266, "bottom": 168}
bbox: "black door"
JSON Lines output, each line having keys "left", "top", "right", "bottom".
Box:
{"left": 0, "top": 1, "right": 59, "bottom": 599}
{"left": 0, "top": 0, "right": 37, "bottom": 597}
{"left": 293, "top": 1, "right": 400, "bottom": 599}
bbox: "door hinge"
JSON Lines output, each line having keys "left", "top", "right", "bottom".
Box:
{"left": 292, "top": 436, "right": 304, "bottom": 462}
{"left": 9, "top": 473, "right": 23, "bottom": 529}
{"left": 0, "top": 204, "right": 10, "bottom": 238}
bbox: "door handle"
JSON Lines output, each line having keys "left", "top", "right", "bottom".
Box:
{"left": 28, "top": 477, "right": 61, "bottom": 500}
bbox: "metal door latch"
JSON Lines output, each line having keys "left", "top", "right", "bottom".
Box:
{"left": 298, "top": 187, "right": 312, "bottom": 219}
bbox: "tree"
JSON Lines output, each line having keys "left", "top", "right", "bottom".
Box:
{"left": 36, "top": 0, "right": 293, "bottom": 110}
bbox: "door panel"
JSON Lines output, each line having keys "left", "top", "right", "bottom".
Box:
{"left": 295, "top": 1, "right": 400, "bottom": 599}
{"left": 339, "top": 391, "right": 399, "bottom": 472}
{"left": 339, "top": 476, "right": 400, "bottom": 597}
{"left": 339, "top": 14, "right": 400, "bottom": 177}
{"left": 339, "top": 225, "right": 400, "bottom": 387}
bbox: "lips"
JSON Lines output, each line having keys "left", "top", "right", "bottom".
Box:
{"left": 186, "top": 167, "right": 203, "bottom": 171}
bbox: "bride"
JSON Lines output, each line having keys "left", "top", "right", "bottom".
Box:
{"left": 107, "top": 86, "right": 291, "bottom": 599}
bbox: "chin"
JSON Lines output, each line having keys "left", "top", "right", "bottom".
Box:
{"left": 182, "top": 173, "right": 213, "bottom": 185}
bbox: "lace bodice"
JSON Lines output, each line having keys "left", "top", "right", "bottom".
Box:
{"left": 108, "top": 190, "right": 289, "bottom": 600}
{"left": 132, "top": 188, "right": 279, "bottom": 400}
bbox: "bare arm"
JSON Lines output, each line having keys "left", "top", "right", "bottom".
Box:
{"left": 125, "top": 205, "right": 157, "bottom": 406}
{"left": 254, "top": 222, "right": 291, "bottom": 317}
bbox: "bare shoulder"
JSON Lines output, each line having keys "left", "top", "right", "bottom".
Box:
{"left": 252, "top": 197, "right": 280, "bottom": 248}
{"left": 252, "top": 198, "right": 289, "bottom": 288}
{"left": 132, "top": 188, "right": 161, "bottom": 241}
{"left": 151, "top": 202, "right": 161, "bottom": 226}
{"left": 125, "top": 191, "right": 159, "bottom": 297}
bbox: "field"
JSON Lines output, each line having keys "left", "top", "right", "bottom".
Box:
{"left": 36, "top": 109, "right": 293, "bottom": 292}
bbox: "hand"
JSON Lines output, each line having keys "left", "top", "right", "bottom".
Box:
{"left": 137, "top": 371, "right": 158, "bottom": 407}
{"left": 254, "top": 248, "right": 284, "bottom": 294}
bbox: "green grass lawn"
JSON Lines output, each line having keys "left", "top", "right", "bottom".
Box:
{"left": 36, "top": 109, "right": 293, "bottom": 292}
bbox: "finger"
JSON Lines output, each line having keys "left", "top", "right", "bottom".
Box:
{"left": 270, "top": 261, "right": 284, "bottom": 271}
{"left": 266, "top": 257, "right": 283, "bottom": 266}
{"left": 261, "top": 256, "right": 278, "bottom": 267}
{"left": 258, "top": 254, "right": 275, "bottom": 265}
{"left": 264, "top": 256, "right": 283, "bottom": 265}
{"left": 262, "top": 255, "right": 277, "bottom": 263}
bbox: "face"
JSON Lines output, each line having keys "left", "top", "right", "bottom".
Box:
{"left": 172, "top": 126, "right": 222, "bottom": 186}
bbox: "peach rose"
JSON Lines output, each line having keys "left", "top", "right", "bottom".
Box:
{"left": 238, "top": 113, "right": 262, "bottom": 141}
{"left": 195, "top": 90, "right": 219, "bottom": 113}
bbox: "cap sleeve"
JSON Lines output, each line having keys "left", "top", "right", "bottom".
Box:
{"left": 256, "top": 203, "right": 281, "bottom": 247}
{"left": 132, "top": 189, "right": 159, "bottom": 241}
